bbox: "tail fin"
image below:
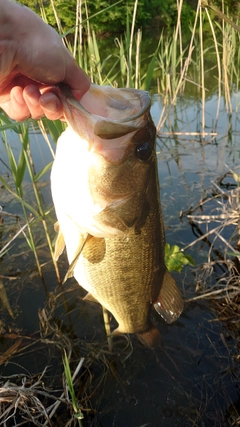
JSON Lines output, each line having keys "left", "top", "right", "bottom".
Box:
{"left": 154, "top": 270, "right": 184, "bottom": 324}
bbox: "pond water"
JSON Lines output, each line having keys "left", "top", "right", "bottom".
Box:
{"left": 0, "top": 89, "right": 240, "bottom": 426}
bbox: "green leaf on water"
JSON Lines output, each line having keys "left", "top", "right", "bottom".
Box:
{"left": 164, "top": 243, "right": 195, "bottom": 272}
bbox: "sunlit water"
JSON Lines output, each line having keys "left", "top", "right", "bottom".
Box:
{"left": 0, "top": 92, "right": 239, "bottom": 426}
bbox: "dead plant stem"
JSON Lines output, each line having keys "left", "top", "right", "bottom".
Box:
{"left": 157, "top": 0, "right": 201, "bottom": 131}
{"left": 199, "top": 6, "right": 205, "bottom": 133}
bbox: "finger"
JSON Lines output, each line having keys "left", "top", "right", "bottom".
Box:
{"left": 64, "top": 57, "right": 90, "bottom": 98}
{"left": 22, "top": 85, "right": 44, "bottom": 120}
{"left": 8, "top": 86, "right": 31, "bottom": 121}
{"left": 39, "top": 91, "right": 64, "bottom": 120}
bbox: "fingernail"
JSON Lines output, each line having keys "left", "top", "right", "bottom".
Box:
{"left": 71, "top": 89, "right": 87, "bottom": 100}
{"left": 24, "top": 85, "right": 40, "bottom": 106}
{"left": 40, "top": 93, "right": 59, "bottom": 112}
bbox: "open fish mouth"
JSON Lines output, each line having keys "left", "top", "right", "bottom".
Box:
{"left": 58, "top": 83, "right": 152, "bottom": 142}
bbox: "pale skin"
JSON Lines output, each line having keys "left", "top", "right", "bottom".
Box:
{"left": 0, "top": 0, "right": 90, "bottom": 121}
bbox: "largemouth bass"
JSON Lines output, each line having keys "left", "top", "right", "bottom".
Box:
{"left": 51, "top": 84, "right": 183, "bottom": 348}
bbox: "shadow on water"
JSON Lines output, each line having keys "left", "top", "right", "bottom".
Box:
{"left": 0, "top": 92, "right": 240, "bottom": 426}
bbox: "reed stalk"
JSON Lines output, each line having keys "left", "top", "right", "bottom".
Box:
{"left": 102, "top": 307, "right": 114, "bottom": 352}
{"left": 204, "top": 8, "right": 221, "bottom": 128}
{"left": 157, "top": 0, "right": 200, "bottom": 132}
{"left": 222, "top": 5, "right": 232, "bottom": 114}
{"left": 135, "top": 29, "right": 141, "bottom": 89}
{"left": 175, "top": 0, "right": 183, "bottom": 91}
{"left": 73, "top": 0, "right": 83, "bottom": 59}
{"left": 199, "top": 4, "right": 205, "bottom": 133}
{"left": 128, "top": 0, "right": 139, "bottom": 87}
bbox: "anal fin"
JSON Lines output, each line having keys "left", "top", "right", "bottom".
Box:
{"left": 154, "top": 270, "right": 184, "bottom": 324}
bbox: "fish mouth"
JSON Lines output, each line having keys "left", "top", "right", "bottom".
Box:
{"left": 60, "top": 82, "right": 151, "bottom": 122}
{"left": 58, "top": 83, "right": 152, "bottom": 141}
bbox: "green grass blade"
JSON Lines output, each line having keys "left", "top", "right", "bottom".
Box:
{"left": 34, "top": 161, "right": 53, "bottom": 182}
{"left": 3, "top": 141, "right": 18, "bottom": 181}
{"left": 62, "top": 350, "right": 84, "bottom": 424}
{"left": 141, "top": 53, "right": 157, "bottom": 91}
{"left": 40, "top": 118, "right": 65, "bottom": 143}
{"left": 15, "top": 125, "right": 29, "bottom": 188}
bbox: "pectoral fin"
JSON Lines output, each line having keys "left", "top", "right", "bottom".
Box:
{"left": 53, "top": 222, "right": 65, "bottom": 261}
{"left": 154, "top": 270, "right": 184, "bottom": 324}
{"left": 63, "top": 233, "right": 90, "bottom": 284}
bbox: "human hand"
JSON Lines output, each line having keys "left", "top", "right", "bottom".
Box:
{"left": 0, "top": 1, "right": 90, "bottom": 121}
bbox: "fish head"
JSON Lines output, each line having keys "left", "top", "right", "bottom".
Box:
{"left": 58, "top": 84, "right": 157, "bottom": 237}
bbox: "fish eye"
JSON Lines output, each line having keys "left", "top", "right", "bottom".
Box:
{"left": 136, "top": 142, "right": 152, "bottom": 162}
